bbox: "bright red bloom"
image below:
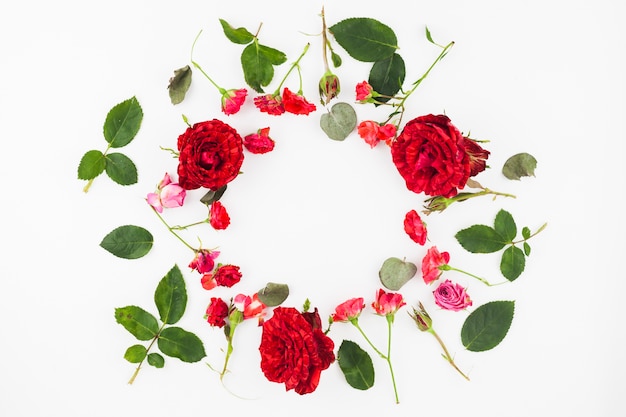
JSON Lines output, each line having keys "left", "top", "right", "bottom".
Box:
{"left": 331, "top": 297, "right": 365, "bottom": 322}
{"left": 357, "top": 121, "right": 397, "bottom": 148}
{"left": 209, "top": 201, "right": 230, "bottom": 230}
{"left": 433, "top": 279, "right": 473, "bottom": 311}
{"left": 177, "top": 119, "right": 244, "bottom": 191}
{"left": 355, "top": 81, "right": 373, "bottom": 102}
{"left": 259, "top": 306, "right": 335, "bottom": 394}
{"left": 244, "top": 127, "right": 275, "bottom": 154}
{"left": 461, "top": 137, "right": 490, "bottom": 177}
{"left": 189, "top": 249, "right": 220, "bottom": 274}
{"left": 213, "top": 264, "right": 242, "bottom": 288}
{"left": 200, "top": 272, "right": 217, "bottom": 290}
{"left": 421, "top": 246, "right": 450, "bottom": 284}
{"left": 205, "top": 297, "right": 229, "bottom": 327}
{"left": 371, "top": 288, "right": 406, "bottom": 316}
{"left": 233, "top": 293, "right": 266, "bottom": 324}
{"left": 282, "top": 88, "right": 316, "bottom": 115}
{"left": 221, "top": 88, "right": 247, "bottom": 115}
{"left": 404, "top": 209, "right": 427, "bottom": 245}
{"left": 391, "top": 114, "right": 470, "bottom": 198}
{"left": 254, "top": 94, "right": 285, "bottom": 115}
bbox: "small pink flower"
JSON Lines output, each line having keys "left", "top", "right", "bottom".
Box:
{"left": 282, "top": 88, "right": 317, "bottom": 115}
{"left": 189, "top": 249, "right": 220, "bottom": 274}
{"left": 355, "top": 81, "right": 373, "bottom": 102}
{"left": 213, "top": 264, "right": 242, "bottom": 288}
{"left": 357, "top": 121, "right": 397, "bottom": 148}
{"left": 377, "top": 123, "right": 397, "bottom": 145}
{"left": 371, "top": 288, "right": 406, "bottom": 316}
{"left": 233, "top": 293, "right": 267, "bottom": 324}
{"left": 331, "top": 297, "right": 365, "bottom": 322}
{"left": 244, "top": 127, "right": 275, "bottom": 154}
{"left": 221, "top": 88, "right": 247, "bottom": 115}
{"left": 421, "top": 246, "right": 450, "bottom": 284}
{"left": 200, "top": 273, "right": 217, "bottom": 290}
{"left": 209, "top": 201, "right": 230, "bottom": 230}
{"left": 254, "top": 94, "right": 285, "bottom": 115}
{"left": 146, "top": 173, "right": 186, "bottom": 213}
{"left": 433, "top": 280, "right": 473, "bottom": 311}
{"left": 205, "top": 297, "right": 229, "bottom": 327}
{"left": 404, "top": 209, "right": 427, "bottom": 245}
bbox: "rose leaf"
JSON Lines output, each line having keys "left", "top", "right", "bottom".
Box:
{"left": 168, "top": 65, "right": 192, "bottom": 105}
{"left": 257, "top": 282, "right": 289, "bottom": 307}
{"left": 368, "top": 53, "right": 405, "bottom": 103}
{"left": 337, "top": 340, "right": 375, "bottom": 390}
{"left": 105, "top": 152, "right": 137, "bottom": 186}
{"left": 157, "top": 327, "right": 206, "bottom": 363}
{"left": 77, "top": 149, "right": 106, "bottom": 180}
{"left": 461, "top": 301, "right": 515, "bottom": 352}
{"left": 320, "top": 102, "right": 357, "bottom": 141}
{"left": 379, "top": 257, "right": 417, "bottom": 290}
{"left": 241, "top": 43, "right": 286, "bottom": 93}
{"left": 103, "top": 96, "right": 143, "bottom": 148}
{"left": 147, "top": 353, "right": 165, "bottom": 368}
{"left": 500, "top": 245, "right": 526, "bottom": 281}
{"left": 115, "top": 306, "right": 160, "bottom": 341}
{"left": 154, "top": 265, "right": 187, "bottom": 325}
{"left": 124, "top": 344, "right": 147, "bottom": 363}
{"left": 502, "top": 152, "right": 537, "bottom": 180}
{"left": 455, "top": 224, "right": 507, "bottom": 253}
{"left": 100, "top": 225, "right": 153, "bottom": 259}
{"left": 493, "top": 209, "right": 517, "bottom": 242}
{"left": 329, "top": 17, "right": 398, "bottom": 62}
{"left": 219, "top": 18, "right": 254, "bottom": 44}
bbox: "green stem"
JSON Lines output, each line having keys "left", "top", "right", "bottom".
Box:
{"left": 428, "top": 328, "right": 470, "bottom": 381}
{"left": 385, "top": 315, "right": 400, "bottom": 404}
{"left": 128, "top": 323, "right": 165, "bottom": 384}
{"left": 190, "top": 30, "right": 225, "bottom": 93}
{"left": 351, "top": 320, "right": 385, "bottom": 359}
{"left": 512, "top": 222, "right": 548, "bottom": 244}
{"left": 320, "top": 6, "right": 330, "bottom": 73}
{"left": 273, "top": 43, "right": 310, "bottom": 95}
{"left": 151, "top": 207, "right": 196, "bottom": 252}
{"left": 440, "top": 264, "right": 505, "bottom": 286}
{"left": 83, "top": 144, "right": 111, "bottom": 193}
{"left": 170, "top": 218, "right": 210, "bottom": 230}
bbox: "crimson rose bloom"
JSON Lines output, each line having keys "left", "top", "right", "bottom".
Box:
{"left": 205, "top": 297, "right": 229, "bottom": 327}
{"left": 177, "top": 119, "right": 244, "bottom": 191}
{"left": 213, "top": 264, "right": 242, "bottom": 288}
{"left": 391, "top": 114, "right": 470, "bottom": 198}
{"left": 259, "top": 307, "right": 335, "bottom": 394}
{"left": 209, "top": 201, "right": 230, "bottom": 230}
{"left": 404, "top": 209, "right": 427, "bottom": 245}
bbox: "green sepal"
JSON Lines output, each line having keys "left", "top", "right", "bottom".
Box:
{"left": 219, "top": 18, "right": 254, "bottom": 44}
{"left": 157, "top": 327, "right": 206, "bottom": 363}
{"left": 115, "top": 306, "right": 160, "bottom": 341}
{"left": 500, "top": 246, "right": 526, "bottom": 281}
{"left": 455, "top": 224, "right": 507, "bottom": 253}
{"left": 319, "top": 102, "right": 357, "bottom": 141}
{"left": 337, "top": 340, "right": 375, "bottom": 390}
{"left": 124, "top": 344, "right": 147, "bottom": 363}
{"left": 368, "top": 53, "right": 405, "bottom": 103}
{"left": 329, "top": 17, "right": 398, "bottom": 62}
{"left": 494, "top": 209, "right": 517, "bottom": 242}
{"left": 77, "top": 150, "right": 106, "bottom": 180}
{"left": 105, "top": 152, "right": 137, "bottom": 186}
{"left": 461, "top": 301, "right": 515, "bottom": 352}
{"left": 154, "top": 265, "right": 187, "bottom": 325}
{"left": 168, "top": 65, "right": 192, "bottom": 105}
{"left": 103, "top": 96, "right": 143, "bottom": 148}
{"left": 100, "top": 225, "right": 153, "bottom": 259}
{"left": 147, "top": 353, "right": 165, "bottom": 368}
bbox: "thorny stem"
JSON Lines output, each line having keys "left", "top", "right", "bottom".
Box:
{"left": 428, "top": 328, "right": 470, "bottom": 381}
{"left": 273, "top": 43, "right": 311, "bottom": 95}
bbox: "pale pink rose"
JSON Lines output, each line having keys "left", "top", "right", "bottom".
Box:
{"left": 421, "top": 246, "right": 450, "bottom": 284}
{"left": 221, "top": 88, "right": 247, "bottom": 115}
{"left": 146, "top": 173, "right": 186, "bottom": 213}
{"left": 371, "top": 288, "right": 406, "bottom": 316}
{"left": 331, "top": 297, "right": 365, "bottom": 322}
{"left": 433, "top": 280, "right": 473, "bottom": 311}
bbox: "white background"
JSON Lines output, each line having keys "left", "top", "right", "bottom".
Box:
{"left": 1, "top": 0, "right": 624, "bottom": 415}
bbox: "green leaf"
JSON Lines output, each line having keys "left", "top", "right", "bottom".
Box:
{"left": 337, "top": 340, "right": 375, "bottom": 390}
{"left": 219, "top": 18, "right": 254, "bottom": 44}
{"left": 241, "top": 42, "right": 287, "bottom": 93}
{"left": 493, "top": 209, "right": 517, "bottom": 242}
{"left": 115, "top": 306, "right": 160, "bottom": 341}
{"left": 523, "top": 242, "right": 531, "bottom": 256}
{"left": 368, "top": 53, "right": 405, "bottom": 103}
{"left": 200, "top": 185, "right": 227, "bottom": 206}
{"left": 319, "top": 102, "right": 357, "bottom": 141}
{"left": 157, "top": 327, "right": 206, "bottom": 363}
{"left": 124, "top": 344, "right": 147, "bottom": 363}
{"left": 168, "top": 65, "right": 192, "bottom": 105}
{"left": 331, "top": 51, "right": 342, "bottom": 67}
{"left": 77, "top": 150, "right": 106, "bottom": 180}
{"left": 329, "top": 17, "right": 398, "bottom": 62}
{"left": 103, "top": 96, "right": 143, "bottom": 148}
{"left": 257, "top": 282, "right": 289, "bottom": 307}
{"left": 425, "top": 26, "right": 435, "bottom": 44}
{"left": 500, "top": 246, "right": 526, "bottom": 281}
{"left": 379, "top": 257, "right": 417, "bottom": 290}
{"left": 100, "top": 225, "right": 153, "bottom": 259}
{"left": 105, "top": 152, "right": 137, "bottom": 186}
{"left": 502, "top": 152, "right": 537, "bottom": 180}
{"left": 455, "top": 225, "right": 507, "bottom": 253}
{"left": 147, "top": 352, "right": 165, "bottom": 368}
{"left": 154, "top": 265, "right": 187, "bottom": 325}
{"left": 461, "top": 301, "right": 515, "bottom": 352}
{"left": 522, "top": 226, "right": 531, "bottom": 240}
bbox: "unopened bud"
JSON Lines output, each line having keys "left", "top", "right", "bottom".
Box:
{"left": 409, "top": 302, "right": 432, "bottom": 331}
{"left": 319, "top": 72, "right": 340, "bottom": 105}
{"left": 423, "top": 195, "right": 453, "bottom": 215}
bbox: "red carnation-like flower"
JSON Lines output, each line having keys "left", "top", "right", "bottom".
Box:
{"left": 391, "top": 114, "right": 470, "bottom": 198}
{"left": 209, "top": 201, "right": 230, "bottom": 230}
{"left": 176, "top": 119, "right": 244, "bottom": 191}
{"left": 254, "top": 94, "right": 285, "bottom": 115}
{"left": 244, "top": 127, "right": 275, "bottom": 154}
{"left": 259, "top": 306, "right": 335, "bottom": 394}
{"left": 213, "top": 264, "right": 242, "bottom": 288}
{"left": 282, "top": 88, "right": 316, "bottom": 115}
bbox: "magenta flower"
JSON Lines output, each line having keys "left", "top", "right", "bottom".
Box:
{"left": 404, "top": 209, "right": 427, "bottom": 245}
{"left": 421, "top": 246, "right": 450, "bottom": 284}
{"left": 189, "top": 248, "right": 220, "bottom": 274}
{"left": 221, "top": 88, "right": 247, "bottom": 115}
{"left": 433, "top": 280, "right": 473, "bottom": 311}
{"left": 244, "top": 127, "right": 275, "bottom": 154}
{"left": 331, "top": 297, "right": 365, "bottom": 322}
{"left": 371, "top": 288, "right": 406, "bottom": 316}
{"left": 146, "top": 173, "right": 186, "bottom": 213}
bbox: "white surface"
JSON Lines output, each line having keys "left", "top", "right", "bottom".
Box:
{"left": 1, "top": 0, "right": 624, "bottom": 415}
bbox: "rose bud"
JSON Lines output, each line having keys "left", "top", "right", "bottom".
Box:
{"left": 319, "top": 71, "right": 340, "bottom": 105}
{"left": 409, "top": 302, "right": 432, "bottom": 332}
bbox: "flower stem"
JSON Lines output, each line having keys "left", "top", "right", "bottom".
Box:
{"left": 170, "top": 218, "right": 210, "bottom": 230}
{"left": 351, "top": 320, "right": 385, "bottom": 358}
{"left": 273, "top": 43, "right": 310, "bottom": 95}
{"left": 190, "top": 30, "right": 225, "bottom": 93}
{"left": 128, "top": 323, "right": 164, "bottom": 384}
{"left": 151, "top": 206, "right": 196, "bottom": 252}
{"left": 385, "top": 315, "right": 400, "bottom": 404}
{"left": 440, "top": 264, "right": 505, "bottom": 286}
{"left": 428, "top": 328, "right": 470, "bottom": 381}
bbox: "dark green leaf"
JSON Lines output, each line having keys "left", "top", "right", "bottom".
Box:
{"left": 158, "top": 327, "right": 206, "bottom": 363}
{"left": 154, "top": 265, "right": 187, "bottom": 324}
{"left": 100, "top": 225, "right": 153, "bottom": 259}
{"left": 124, "top": 344, "right": 147, "bottom": 363}
{"left": 77, "top": 150, "right": 106, "bottom": 180}
{"left": 502, "top": 152, "right": 537, "bottom": 180}
{"left": 200, "top": 185, "right": 227, "bottom": 206}
{"left": 168, "top": 65, "right": 192, "bottom": 105}
{"left": 493, "top": 209, "right": 517, "bottom": 242}
{"left": 147, "top": 353, "right": 165, "bottom": 368}
{"left": 329, "top": 18, "right": 398, "bottom": 62}
{"left": 500, "top": 246, "right": 525, "bottom": 281}
{"left": 103, "top": 96, "right": 143, "bottom": 148}
{"left": 241, "top": 43, "right": 280, "bottom": 93}
{"left": 461, "top": 301, "right": 515, "bottom": 352}
{"left": 522, "top": 226, "right": 531, "bottom": 240}
{"left": 258, "top": 44, "right": 288, "bottom": 65}
{"left": 368, "top": 53, "right": 405, "bottom": 103}
{"left": 337, "top": 340, "right": 375, "bottom": 390}
{"left": 319, "top": 102, "right": 357, "bottom": 141}
{"left": 523, "top": 242, "right": 531, "bottom": 256}
{"left": 257, "top": 282, "right": 289, "bottom": 307}
{"left": 219, "top": 18, "right": 254, "bottom": 44}
{"left": 379, "top": 257, "right": 417, "bottom": 290}
{"left": 455, "top": 225, "right": 507, "bottom": 253}
{"left": 115, "top": 306, "right": 159, "bottom": 341}
{"left": 105, "top": 153, "right": 137, "bottom": 186}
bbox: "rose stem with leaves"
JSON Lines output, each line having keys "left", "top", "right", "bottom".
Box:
{"left": 271, "top": 43, "right": 310, "bottom": 95}
{"left": 127, "top": 323, "right": 167, "bottom": 384}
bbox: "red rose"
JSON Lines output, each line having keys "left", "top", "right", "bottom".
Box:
{"left": 213, "top": 264, "right": 242, "bottom": 288}
{"left": 391, "top": 114, "right": 470, "bottom": 198}
{"left": 209, "top": 201, "right": 230, "bottom": 230}
{"left": 281, "top": 88, "right": 316, "bottom": 115}
{"left": 205, "top": 297, "right": 229, "bottom": 327}
{"left": 259, "top": 307, "right": 335, "bottom": 394}
{"left": 177, "top": 119, "right": 244, "bottom": 191}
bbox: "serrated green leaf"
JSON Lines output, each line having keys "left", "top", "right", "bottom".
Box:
{"left": 329, "top": 17, "right": 398, "bottom": 62}
{"left": 502, "top": 152, "right": 537, "bottom": 180}
{"left": 257, "top": 282, "right": 289, "bottom": 307}
{"left": 168, "top": 65, "right": 192, "bottom": 105}
{"left": 455, "top": 224, "right": 507, "bottom": 253}
{"left": 241, "top": 42, "right": 287, "bottom": 93}
{"left": 500, "top": 246, "right": 526, "bottom": 281}
{"left": 368, "top": 53, "right": 405, "bottom": 103}
{"left": 219, "top": 18, "right": 254, "bottom": 44}
{"left": 523, "top": 242, "right": 531, "bottom": 256}
{"left": 461, "top": 301, "right": 515, "bottom": 352}
{"left": 379, "top": 257, "right": 417, "bottom": 291}
{"left": 522, "top": 226, "right": 531, "bottom": 240}
{"left": 124, "top": 344, "right": 147, "bottom": 363}
{"left": 115, "top": 306, "right": 159, "bottom": 341}
{"left": 154, "top": 265, "right": 187, "bottom": 325}
{"left": 103, "top": 96, "right": 143, "bottom": 148}
{"left": 494, "top": 209, "right": 517, "bottom": 242}
{"left": 157, "top": 327, "right": 206, "bottom": 363}
{"left": 77, "top": 150, "right": 106, "bottom": 180}
{"left": 320, "top": 102, "right": 357, "bottom": 141}
{"left": 105, "top": 153, "right": 137, "bottom": 186}
{"left": 100, "top": 225, "right": 153, "bottom": 259}
{"left": 337, "top": 340, "right": 375, "bottom": 390}
{"left": 147, "top": 352, "right": 165, "bottom": 368}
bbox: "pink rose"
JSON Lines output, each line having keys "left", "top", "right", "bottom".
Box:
{"left": 331, "top": 297, "right": 365, "bottom": 322}
{"left": 404, "top": 209, "right": 427, "bottom": 245}
{"left": 221, "top": 88, "right": 247, "bottom": 115}
{"left": 371, "top": 288, "right": 406, "bottom": 316}
{"left": 355, "top": 81, "right": 373, "bottom": 102}
{"left": 421, "top": 246, "right": 450, "bottom": 284}
{"left": 146, "top": 173, "right": 186, "bottom": 213}
{"left": 433, "top": 280, "right": 472, "bottom": 311}
{"left": 189, "top": 249, "right": 220, "bottom": 274}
